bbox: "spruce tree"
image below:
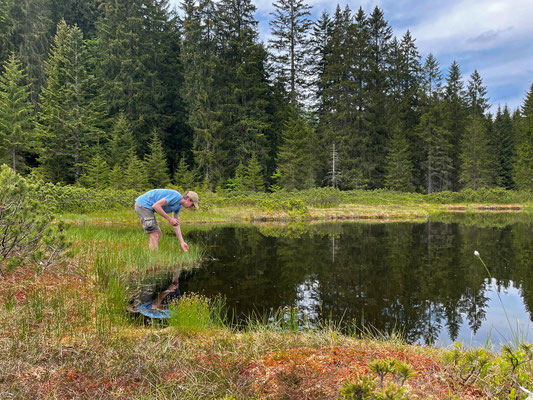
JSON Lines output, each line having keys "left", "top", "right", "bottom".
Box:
{"left": 7, "top": 0, "right": 53, "bottom": 104}
{"left": 144, "top": 130, "right": 171, "bottom": 188}
{"left": 0, "top": 52, "right": 34, "bottom": 172}
{"left": 268, "top": 0, "right": 313, "bottom": 106}
{"left": 384, "top": 130, "right": 413, "bottom": 191}
{"left": 460, "top": 70, "right": 495, "bottom": 189}
{"left": 459, "top": 115, "right": 495, "bottom": 189}
{"left": 493, "top": 106, "right": 515, "bottom": 189}
{"left": 79, "top": 151, "right": 110, "bottom": 189}
{"left": 277, "top": 108, "right": 314, "bottom": 190}
{"left": 174, "top": 156, "right": 196, "bottom": 191}
{"left": 181, "top": 0, "right": 225, "bottom": 188}
{"left": 514, "top": 84, "right": 533, "bottom": 190}
{"left": 442, "top": 61, "right": 468, "bottom": 190}
{"left": 466, "top": 70, "right": 489, "bottom": 117}
{"left": 243, "top": 153, "right": 265, "bottom": 192}
{"left": 107, "top": 114, "right": 135, "bottom": 168}
{"left": 124, "top": 147, "right": 148, "bottom": 191}
{"left": 215, "top": 0, "right": 271, "bottom": 176}
{"left": 37, "top": 20, "right": 98, "bottom": 183}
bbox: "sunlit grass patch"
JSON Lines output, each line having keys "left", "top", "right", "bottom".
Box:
{"left": 168, "top": 293, "right": 227, "bottom": 332}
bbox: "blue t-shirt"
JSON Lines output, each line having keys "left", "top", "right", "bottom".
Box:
{"left": 135, "top": 189, "right": 183, "bottom": 215}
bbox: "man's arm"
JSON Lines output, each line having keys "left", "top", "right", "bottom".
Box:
{"left": 173, "top": 212, "right": 189, "bottom": 252}
{"left": 152, "top": 198, "right": 179, "bottom": 226}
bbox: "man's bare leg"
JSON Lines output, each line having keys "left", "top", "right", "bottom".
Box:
{"left": 149, "top": 227, "right": 162, "bottom": 250}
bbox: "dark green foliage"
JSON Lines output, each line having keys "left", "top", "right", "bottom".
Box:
{"left": 107, "top": 114, "right": 135, "bottom": 168}
{"left": 492, "top": 106, "right": 515, "bottom": 189}
{"left": 460, "top": 115, "right": 496, "bottom": 190}
{"left": 514, "top": 86, "right": 533, "bottom": 190}
{"left": 0, "top": 165, "right": 68, "bottom": 271}
{"left": 277, "top": 108, "right": 314, "bottom": 190}
{"left": 242, "top": 153, "right": 265, "bottom": 192}
{"left": 0, "top": 2, "right": 527, "bottom": 194}
{"left": 123, "top": 147, "right": 148, "bottom": 191}
{"left": 78, "top": 151, "right": 110, "bottom": 190}
{"left": 174, "top": 156, "right": 197, "bottom": 191}
{"left": 268, "top": 0, "right": 313, "bottom": 106}
{"left": 0, "top": 53, "right": 34, "bottom": 172}
{"left": 384, "top": 131, "right": 413, "bottom": 192}
{"left": 5, "top": 0, "right": 54, "bottom": 104}
{"left": 144, "top": 130, "right": 171, "bottom": 188}
{"left": 37, "top": 20, "right": 100, "bottom": 184}
{"left": 442, "top": 61, "right": 468, "bottom": 190}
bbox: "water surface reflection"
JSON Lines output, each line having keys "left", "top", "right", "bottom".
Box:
{"left": 181, "top": 215, "right": 533, "bottom": 347}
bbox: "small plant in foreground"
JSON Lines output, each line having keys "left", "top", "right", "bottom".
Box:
{"left": 339, "top": 375, "right": 411, "bottom": 400}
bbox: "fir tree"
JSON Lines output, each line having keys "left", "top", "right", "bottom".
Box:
{"left": 459, "top": 115, "right": 495, "bottom": 189}
{"left": 268, "top": 0, "right": 313, "bottom": 106}
{"left": 123, "top": 147, "right": 148, "bottom": 191}
{"left": 174, "top": 156, "right": 196, "bottom": 191}
{"left": 79, "top": 151, "right": 110, "bottom": 189}
{"left": 107, "top": 114, "right": 135, "bottom": 168}
{"left": 417, "top": 107, "right": 452, "bottom": 193}
{"left": 514, "top": 85, "right": 533, "bottom": 190}
{"left": 7, "top": 0, "right": 54, "bottom": 104}
{"left": 0, "top": 52, "right": 34, "bottom": 172}
{"left": 277, "top": 108, "right": 314, "bottom": 190}
{"left": 442, "top": 61, "right": 468, "bottom": 191}
{"left": 384, "top": 130, "right": 413, "bottom": 191}
{"left": 243, "top": 153, "right": 265, "bottom": 192}
{"left": 37, "top": 20, "right": 99, "bottom": 183}
{"left": 492, "top": 106, "right": 515, "bottom": 188}
{"left": 144, "top": 130, "right": 171, "bottom": 188}
{"left": 466, "top": 70, "right": 489, "bottom": 117}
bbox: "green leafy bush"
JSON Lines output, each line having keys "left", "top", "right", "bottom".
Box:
{"left": 0, "top": 165, "right": 69, "bottom": 272}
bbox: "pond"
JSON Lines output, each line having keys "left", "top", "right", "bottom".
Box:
{"left": 176, "top": 214, "right": 533, "bottom": 348}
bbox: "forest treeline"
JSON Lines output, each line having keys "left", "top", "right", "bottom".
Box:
{"left": 0, "top": 0, "right": 532, "bottom": 193}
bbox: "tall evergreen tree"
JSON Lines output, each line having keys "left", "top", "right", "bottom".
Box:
{"left": 268, "top": 0, "right": 312, "bottom": 106}
{"left": 442, "top": 61, "right": 468, "bottom": 190}
{"left": 215, "top": 0, "right": 271, "bottom": 176}
{"left": 418, "top": 54, "right": 452, "bottom": 193}
{"left": 460, "top": 70, "right": 495, "bottom": 188}
{"left": 174, "top": 155, "right": 196, "bottom": 190}
{"left": 0, "top": 53, "right": 34, "bottom": 172}
{"left": 37, "top": 20, "right": 99, "bottom": 183}
{"left": 107, "top": 113, "right": 135, "bottom": 168}
{"left": 123, "top": 147, "right": 148, "bottom": 191}
{"left": 181, "top": 0, "right": 225, "bottom": 188}
{"left": 459, "top": 114, "right": 495, "bottom": 189}
{"left": 277, "top": 108, "right": 314, "bottom": 190}
{"left": 309, "top": 10, "right": 332, "bottom": 112}
{"left": 492, "top": 106, "right": 515, "bottom": 188}
{"left": 242, "top": 153, "right": 265, "bottom": 192}
{"left": 7, "top": 0, "right": 53, "bottom": 104}
{"left": 96, "top": 0, "right": 184, "bottom": 154}
{"left": 514, "top": 84, "right": 533, "bottom": 190}
{"left": 144, "top": 130, "right": 171, "bottom": 188}
{"left": 79, "top": 150, "right": 110, "bottom": 189}
{"left": 466, "top": 70, "right": 489, "bottom": 117}
{"left": 384, "top": 130, "right": 413, "bottom": 191}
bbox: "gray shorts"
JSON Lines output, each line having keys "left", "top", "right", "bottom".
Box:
{"left": 135, "top": 202, "right": 159, "bottom": 233}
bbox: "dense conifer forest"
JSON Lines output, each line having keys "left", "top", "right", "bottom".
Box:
{"left": 0, "top": 0, "right": 532, "bottom": 193}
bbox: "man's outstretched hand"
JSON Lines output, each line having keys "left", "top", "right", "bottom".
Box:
{"left": 181, "top": 242, "right": 189, "bottom": 252}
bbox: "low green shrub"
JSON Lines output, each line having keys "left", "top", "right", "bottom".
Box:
{"left": 0, "top": 165, "right": 69, "bottom": 272}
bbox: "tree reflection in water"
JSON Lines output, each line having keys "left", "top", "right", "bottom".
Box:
{"left": 180, "top": 214, "right": 533, "bottom": 347}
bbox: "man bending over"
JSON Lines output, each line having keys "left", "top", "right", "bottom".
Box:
{"left": 135, "top": 189, "right": 199, "bottom": 251}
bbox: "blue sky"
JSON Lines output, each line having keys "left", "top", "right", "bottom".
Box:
{"left": 169, "top": 0, "right": 533, "bottom": 114}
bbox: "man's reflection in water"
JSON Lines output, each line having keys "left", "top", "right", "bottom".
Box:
{"left": 129, "top": 270, "right": 182, "bottom": 319}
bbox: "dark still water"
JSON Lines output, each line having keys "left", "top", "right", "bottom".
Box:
{"left": 180, "top": 215, "right": 533, "bottom": 347}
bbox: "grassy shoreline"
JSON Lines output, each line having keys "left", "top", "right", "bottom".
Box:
{"left": 1, "top": 205, "right": 532, "bottom": 398}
